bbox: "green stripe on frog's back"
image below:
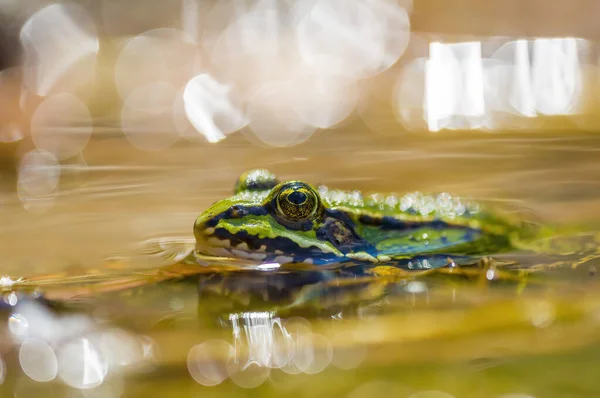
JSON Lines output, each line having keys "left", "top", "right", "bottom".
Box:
{"left": 319, "top": 186, "right": 531, "bottom": 256}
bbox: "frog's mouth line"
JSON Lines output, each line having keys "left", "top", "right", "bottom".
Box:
{"left": 194, "top": 226, "right": 342, "bottom": 265}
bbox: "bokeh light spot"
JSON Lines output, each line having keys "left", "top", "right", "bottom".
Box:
{"left": 31, "top": 93, "right": 93, "bottom": 159}
{"left": 246, "top": 81, "right": 316, "bottom": 147}
{"left": 0, "top": 355, "right": 5, "bottom": 385}
{"left": 294, "top": 0, "right": 386, "bottom": 79}
{"left": 19, "top": 338, "right": 58, "bottom": 382}
{"left": 187, "top": 339, "right": 233, "bottom": 387}
{"left": 181, "top": 74, "right": 248, "bottom": 143}
{"left": 20, "top": 2, "right": 99, "bottom": 96}
{"left": 57, "top": 338, "right": 108, "bottom": 389}
{"left": 114, "top": 28, "right": 201, "bottom": 100}
{"left": 121, "top": 82, "right": 182, "bottom": 151}
{"left": 17, "top": 149, "right": 61, "bottom": 213}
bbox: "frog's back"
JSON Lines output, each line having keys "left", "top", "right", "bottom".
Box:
{"left": 318, "top": 185, "right": 540, "bottom": 259}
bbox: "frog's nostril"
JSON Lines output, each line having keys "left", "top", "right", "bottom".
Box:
{"left": 230, "top": 205, "right": 248, "bottom": 218}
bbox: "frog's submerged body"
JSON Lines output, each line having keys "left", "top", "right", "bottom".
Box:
{"left": 194, "top": 170, "right": 536, "bottom": 269}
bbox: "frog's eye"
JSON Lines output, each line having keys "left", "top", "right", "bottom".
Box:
{"left": 235, "top": 169, "right": 279, "bottom": 194}
{"left": 275, "top": 182, "right": 321, "bottom": 222}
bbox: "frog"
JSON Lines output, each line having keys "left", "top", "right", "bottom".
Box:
{"left": 193, "top": 169, "right": 541, "bottom": 270}
{"left": 6, "top": 169, "right": 598, "bottom": 321}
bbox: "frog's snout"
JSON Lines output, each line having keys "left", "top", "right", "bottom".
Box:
{"left": 193, "top": 207, "right": 254, "bottom": 258}
{"left": 193, "top": 206, "right": 214, "bottom": 229}
{"left": 193, "top": 209, "right": 218, "bottom": 249}
{"left": 193, "top": 217, "right": 229, "bottom": 257}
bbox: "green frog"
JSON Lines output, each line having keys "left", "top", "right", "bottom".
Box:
{"left": 8, "top": 169, "right": 597, "bottom": 319}
{"left": 193, "top": 169, "right": 540, "bottom": 270}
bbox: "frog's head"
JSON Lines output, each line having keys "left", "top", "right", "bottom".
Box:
{"left": 194, "top": 170, "right": 364, "bottom": 265}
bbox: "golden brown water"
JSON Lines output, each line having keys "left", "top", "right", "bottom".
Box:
{"left": 2, "top": 123, "right": 600, "bottom": 398}
{"left": 4, "top": 127, "right": 600, "bottom": 273}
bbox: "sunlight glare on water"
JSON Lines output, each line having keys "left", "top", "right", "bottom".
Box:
{"left": 8, "top": 301, "right": 92, "bottom": 345}
{"left": 3, "top": 300, "right": 161, "bottom": 393}
{"left": 186, "top": 312, "right": 349, "bottom": 388}
{"left": 227, "top": 312, "right": 275, "bottom": 387}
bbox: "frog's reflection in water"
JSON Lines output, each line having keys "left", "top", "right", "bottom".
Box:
{"left": 186, "top": 308, "right": 347, "bottom": 387}
{"left": 193, "top": 253, "right": 473, "bottom": 322}
{"left": 193, "top": 269, "right": 378, "bottom": 383}
{"left": 196, "top": 267, "right": 388, "bottom": 321}
{"left": 191, "top": 255, "right": 526, "bottom": 384}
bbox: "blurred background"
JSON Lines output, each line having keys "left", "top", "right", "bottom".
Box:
{"left": 2, "top": 1, "right": 600, "bottom": 397}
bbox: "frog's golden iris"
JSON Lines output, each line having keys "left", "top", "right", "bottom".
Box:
{"left": 273, "top": 183, "right": 321, "bottom": 223}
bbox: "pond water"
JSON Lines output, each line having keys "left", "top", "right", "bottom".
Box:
{"left": 2, "top": 124, "right": 600, "bottom": 398}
